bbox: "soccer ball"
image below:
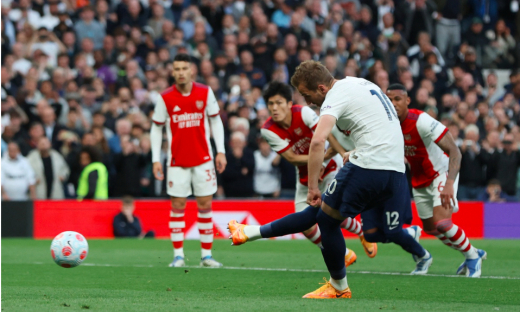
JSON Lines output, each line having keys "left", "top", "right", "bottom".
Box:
{"left": 50, "top": 231, "right": 89, "bottom": 268}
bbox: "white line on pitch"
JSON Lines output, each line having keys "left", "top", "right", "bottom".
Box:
{"left": 29, "top": 262, "right": 520, "bottom": 280}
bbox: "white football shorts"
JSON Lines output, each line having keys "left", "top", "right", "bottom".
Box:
{"left": 413, "top": 172, "right": 459, "bottom": 219}
{"left": 166, "top": 160, "right": 217, "bottom": 197}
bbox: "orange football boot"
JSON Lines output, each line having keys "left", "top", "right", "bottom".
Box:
{"left": 227, "top": 220, "right": 249, "bottom": 246}
{"left": 302, "top": 278, "right": 352, "bottom": 299}
{"left": 344, "top": 249, "right": 357, "bottom": 267}
{"left": 360, "top": 234, "right": 377, "bottom": 258}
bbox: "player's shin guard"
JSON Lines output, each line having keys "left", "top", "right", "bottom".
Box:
{"left": 303, "top": 225, "right": 323, "bottom": 248}
{"left": 386, "top": 230, "right": 426, "bottom": 258}
{"left": 316, "top": 209, "right": 347, "bottom": 282}
{"left": 198, "top": 209, "right": 213, "bottom": 258}
{"left": 260, "top": 206, "right": 319, "bottom": 238}
{"left": 170, "top": 209, "right": 185, "bottom": 258}
{"left": 340, "top": 217, "right": 363, "bottom": 236}
{"left": 436, "top": 219, "right": 478, "bottom": 259}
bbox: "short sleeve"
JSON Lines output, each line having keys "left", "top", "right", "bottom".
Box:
{"left": 206, "top": 89, "right": 220, "bottom": 117}
{"left": 151, "top": 92, "right": 167, "bottom": 125}
{"left": 319, "top": 88, "right": 347, "bottom": 120}
{"left": 416, "top": 113, "right": 448, "bottom": 143}
{"left": 261, "top": 128, "right": 290, "bottom": 154}
{"left": 301, "top": 106, "right": 320, "bottom": 130}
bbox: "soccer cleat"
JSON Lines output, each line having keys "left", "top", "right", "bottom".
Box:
{"left": 200, "top": 256, "right": 223, "bottom": 268}
{"left": 344, "top": 249, "right": 357, "bottom": 267}
{"left": 464, "top": 249, "right": 486, "bottom": 278}
{"left": 227, "top": 220, "right": 249, "bottom": 246}
{"left": 302, "top": 278, "right": 352, "bottom": 299}
{"left": 359, "top": 235, "right": 377, "bottom": 258}
{"left": 168, "top": 256, "right": 185, "bottom": 267}
{"left": 457, "top": 248, "right": 487, "bottom": 275}
{"left": 411, "top": 251, "right": 432, "bottom": 275}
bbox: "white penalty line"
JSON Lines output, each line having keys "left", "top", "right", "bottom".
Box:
{"left": 31, "top": 262, "right": 520, "bottom": 280}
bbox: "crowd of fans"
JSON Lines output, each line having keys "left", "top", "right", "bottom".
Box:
{"left": 1, "top": 0, "right": 520, "bottom": 202}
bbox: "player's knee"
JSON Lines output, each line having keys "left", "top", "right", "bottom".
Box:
{"left": 171, "top": 198, "right": 187, "bottom": 210}
{"left": 435, "top": 219, "right": 453, "bottom": 233}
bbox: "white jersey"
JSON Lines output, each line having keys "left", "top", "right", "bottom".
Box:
{"left": 320, "top": 77, "right": 405, "bottom": 173}
{"left": 1, "top": 154, "right": 36, "bottom": 200}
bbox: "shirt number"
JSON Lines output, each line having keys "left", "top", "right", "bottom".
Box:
{"left": 370, "top": 89, "right": 397, "bottom": 121}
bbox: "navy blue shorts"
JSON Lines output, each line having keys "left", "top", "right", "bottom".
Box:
{"left": 322, "top": 162, "right": 408, "bottom": 232}
{"left": 360, "top": 173, "right": 413, "bottom": 234}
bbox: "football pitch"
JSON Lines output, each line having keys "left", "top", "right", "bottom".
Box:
{"left": 2, "top": 239, "right": 520, "bottom": 311}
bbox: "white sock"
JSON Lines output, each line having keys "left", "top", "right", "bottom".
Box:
{"left": 243, "top": 225, "right": 262, "bottom": 240}
{"left": 174, "top": 248, "right": 184, "bottom": 258}
{"left": 330, "top": 276, "right": 349, "bottom": 291}
{"left": 420, "top": 250, "right": 431, "bottom": 260}
{"left": 404, "top": 227, "right": 415, "bottom": 237}
{"left": 345, "top": 248, "right": 350, "bottom": 255}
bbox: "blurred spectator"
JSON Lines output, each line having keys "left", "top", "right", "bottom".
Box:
{"left": 1, "top": 142, "right": 36, "bottom": 200}
{"left": 477, "top": 179, "right": 517, "bottom": 202}
{"left": 77, "top": 146, "right": 108, "bottom": 199}
{"left": 221, "top": 131, "right": 255, "bottom": 197}
{"left": 113, "top": 196, "right": 154, "bottom": 237}
{"left": 486, "top": 133, "right": 520, "bottom": 197}
{"left": 458, "top": 125, "right": 487, "bottom": 200}
{"left": 74, "top": 6, "right": 105, "bottom": 50}
{"left": 434, "top": 0, "right": 461, "bottom": 59}
{"left": 254, "top": 137, "right": 281, "bottom": 197}
{"left": 27, "top": 137, "right": 69, "bottom": 199}
{"left": 113, "top": 135, "right": 146, "bottom": 197}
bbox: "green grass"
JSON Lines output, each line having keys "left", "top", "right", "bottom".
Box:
{"left": 2, "top": 239, "right": 520, "bottom": 311}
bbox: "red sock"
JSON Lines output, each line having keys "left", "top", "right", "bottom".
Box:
{"left": 341, "top": 217, "right": 362, "bottom": 236}
{"left": 303, "top": 225, "right": 322, "bottom": 248}
{"left": 170, "top": 209, "right": 185, "bottom": 258}
{"left": 198, "top": 209, "right": 213, "bottom": 258}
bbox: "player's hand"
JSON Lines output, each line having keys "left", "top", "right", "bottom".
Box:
{"left": 307, "top": 187, "right": 322, "bottom": 207}
{"left": 440, "top": 180, "right": 455, "bottom": 209}
{"left": 153, "top": 162, "right": 164, "bottom": 181}
{"left": 215, "top": 152, "right": 227, "bottom": 174}
{"left": 342, "top": 151, "right": 351, "bottom": 165}
{"left": 318, "top": 166, "right": 325, "bottom": 182}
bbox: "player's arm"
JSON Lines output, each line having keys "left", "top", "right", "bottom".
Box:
{"left": 280, "top": 149, "right": 309, "bottom": 166}
{"left": 436, "top": 132, "right": 461, "bottom": 209}
{"left": 151, "top": 93, "right": 167, "bottom": 181}
{"left": 206, "top": 89, "right": 227, "bottom": 173}
{"left": 308, "top": 114, "right": 336, "bottom": 206}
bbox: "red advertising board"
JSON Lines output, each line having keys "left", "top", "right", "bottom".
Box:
{"left": 33, "top": 200, "right": 484, "bottom": 239}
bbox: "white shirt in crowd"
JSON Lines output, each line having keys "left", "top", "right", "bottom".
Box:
{"left": 1, "top": 154, "right": 36, "bottom": 200}
{"left": 253, "top": 150, "right": 280, "bottom": 195}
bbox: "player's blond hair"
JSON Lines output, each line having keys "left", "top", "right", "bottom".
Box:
{"left": 290, "top": 60, "right": 334, "bottom": 91}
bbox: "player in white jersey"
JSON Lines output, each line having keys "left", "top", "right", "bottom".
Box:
{"left": 228, "top": 61, "right": 429, "bottom": 299}
{"left": 260, "top": 81, "right": 377, "bottom": 266}
{"left": 151, "top": 54, "right": 227, "bottom": 268}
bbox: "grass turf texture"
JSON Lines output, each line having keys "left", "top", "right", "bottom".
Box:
{"left": 2, "top": 239, "right": 520, "bottom": 311}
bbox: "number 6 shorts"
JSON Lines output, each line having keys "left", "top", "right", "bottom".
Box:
{"left": 412, "top": 173, "right": 459, "bottom": 219}
{"left": 166, "top": 160, "right": 217, "bottom": 197}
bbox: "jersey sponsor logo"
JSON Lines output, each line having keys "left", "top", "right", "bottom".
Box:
{"left": 404, "top": 145, "right": 417, "bottom": 157}
{"left": 294, "top": 127, "right": 302, "bottom": 135}
{"left": 430, "top": 121, "right": 439, "bottom": 132}
{"left": 196, "top": 100, "right": 204, "bottom": 110}
{"left": 172, "top": 112, "right": 203, "bottom": 129}
{"left": 293, "top": 137, "right": 311, "bottom": 154}
{"left": 173, "top": 105, "right": 181, "bottom": 112}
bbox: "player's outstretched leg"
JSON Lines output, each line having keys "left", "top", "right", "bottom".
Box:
{"left": 169, "top": 209, "right": 186, "bottom": 267}
{"left": 228, "top": 206, "right": 320, "bottom": 245}
{"left": 198, "top": 208, "right": 222, "bottom": 268}
{"left": 341, "top": 217, "right": 377, "bottom": 258}
{"left": 436, "top": 219, "right": 486, "bottom": 277}
{"left": 303, "top": 208, "right": 351, "bottom": 299}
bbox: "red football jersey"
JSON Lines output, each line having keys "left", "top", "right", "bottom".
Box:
{"left": 261, "top": 105, "right": 337, "bottom": 186}
{"left": 152, "top": 82, "right": 220, "bottom": 167}
{"left": 401, "top": 109, "right": 449, "bottom": 188}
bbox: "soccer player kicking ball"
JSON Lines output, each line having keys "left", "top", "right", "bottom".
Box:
{"left": 260, "top": 81, "right": 377, "bottom": 266}
{"left": 151, "top": 54, "right": 227, "bottom": 268}
{"left": 229, "top": 61, "right": 430, "bottom": 298}
{"left": 386, "top": 83, "right": 486, "bottom": 277}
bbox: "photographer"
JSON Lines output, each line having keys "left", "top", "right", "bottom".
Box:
{"left": 478, "top": 179, "right": 517, "bottom": 202}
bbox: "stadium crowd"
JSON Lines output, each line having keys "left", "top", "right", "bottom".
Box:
{"left": 1, "top": 0, "right": 520, "bottom": 201}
